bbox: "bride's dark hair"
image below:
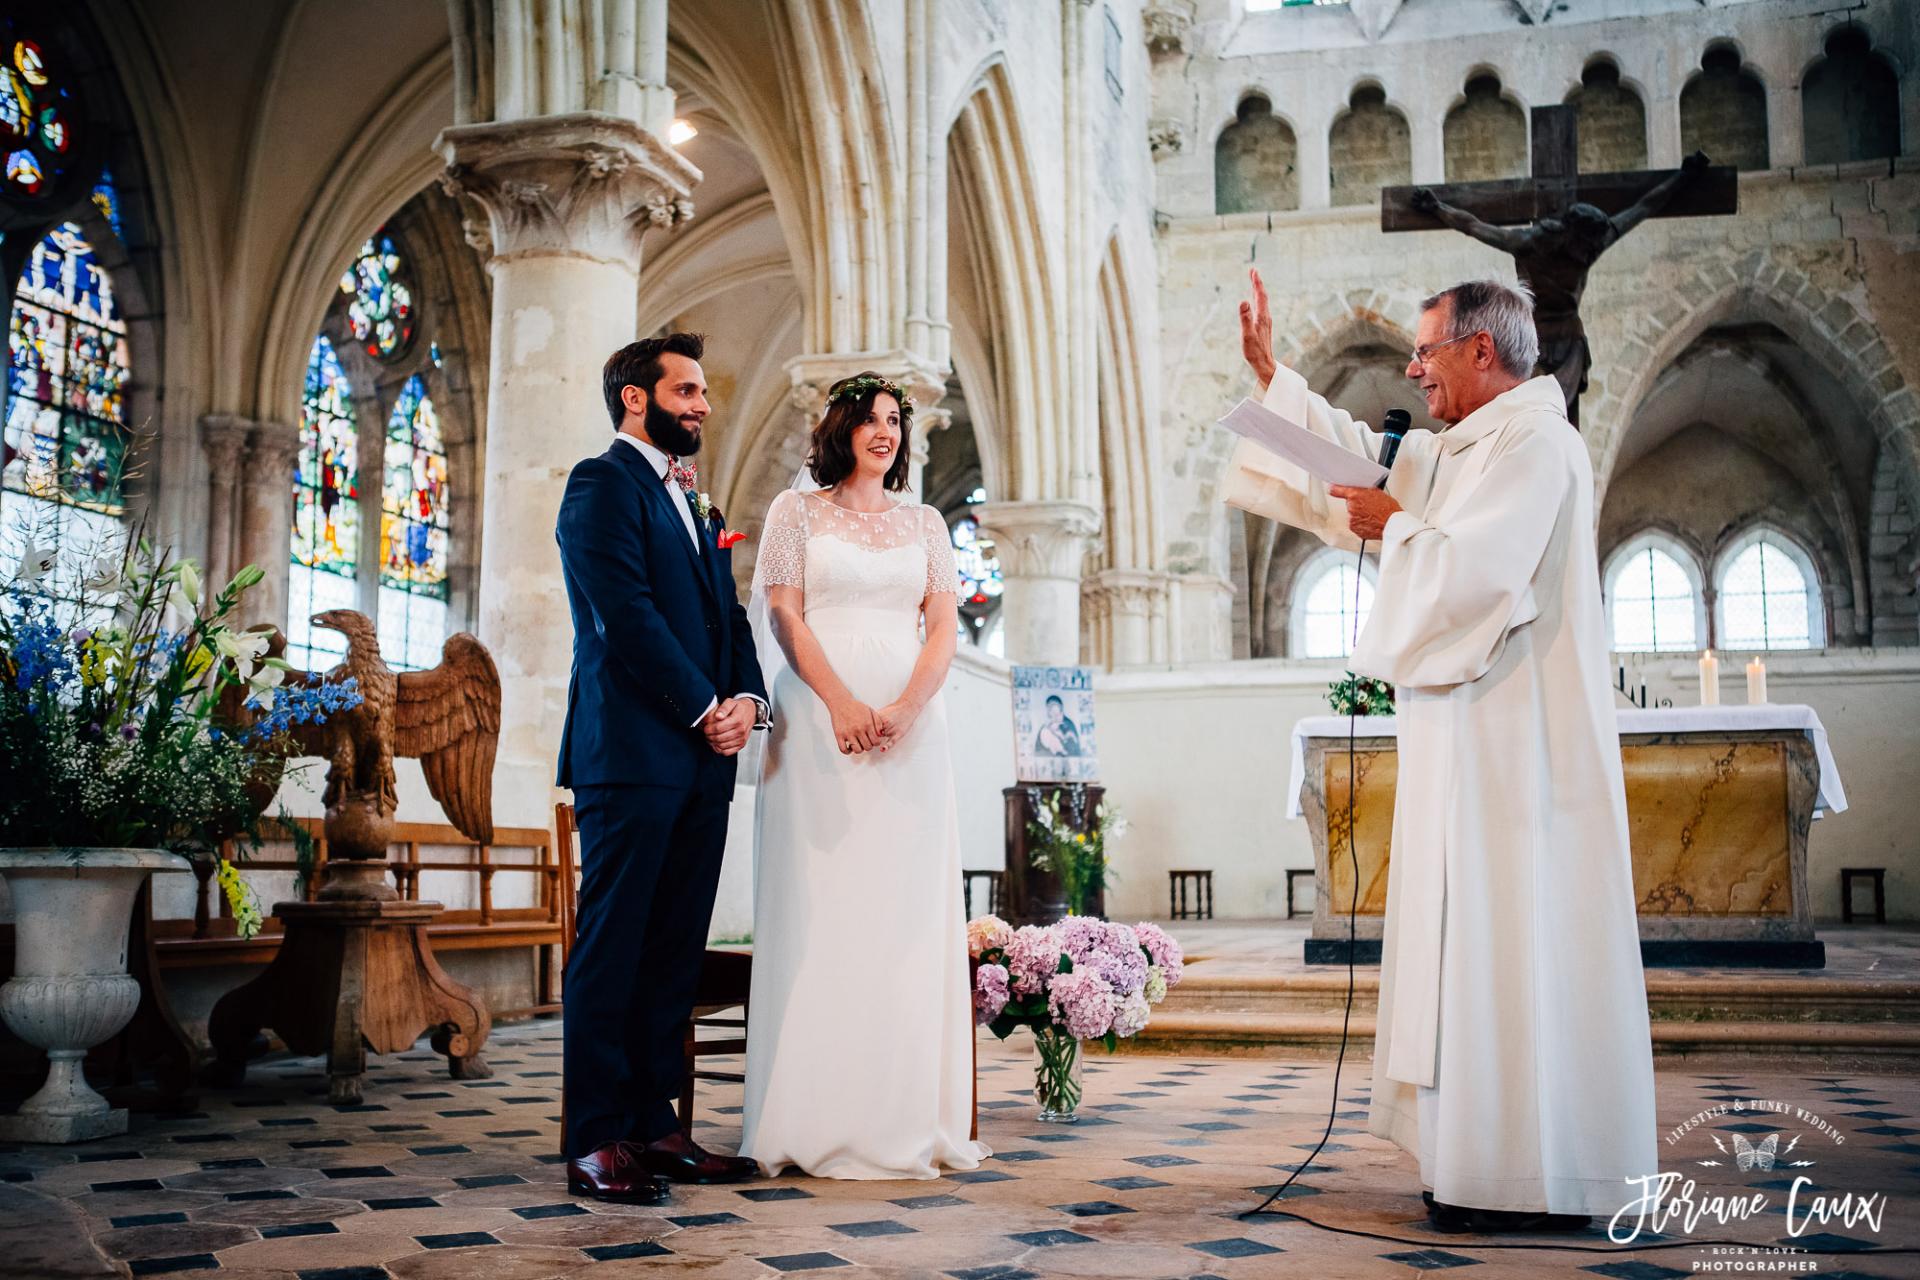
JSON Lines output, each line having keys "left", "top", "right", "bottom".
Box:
{"left": 807, "top": 372, "right": 914, "bottom": 492}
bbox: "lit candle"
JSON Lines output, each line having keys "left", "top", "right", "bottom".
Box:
{"left": 1746, "top": 656, "right": 1767, "bottom": 704}
{"left": 1698, "top": 649, "right": 1720, "bottom": 706}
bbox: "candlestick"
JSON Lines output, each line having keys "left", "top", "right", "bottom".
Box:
{"left": 1698, "top": 649, "right": 1720, "bottom": 706}
{"left": 1746, "top": 656, "right": 1767, "bottom": 704}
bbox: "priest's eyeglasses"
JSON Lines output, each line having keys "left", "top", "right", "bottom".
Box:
{"left": 1407, "top": 331, "right": 1481, "bottom": 367}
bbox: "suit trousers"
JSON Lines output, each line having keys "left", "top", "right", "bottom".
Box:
{"left": 564, "top": 778, "right": 731, "bottom": 1156}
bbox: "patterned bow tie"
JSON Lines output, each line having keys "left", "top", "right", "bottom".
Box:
{"left": 665, "top": 457, "right": 698, "bottom": 493}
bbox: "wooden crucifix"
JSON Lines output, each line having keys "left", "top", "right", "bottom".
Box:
{"left": 1382, "top": 104, "right": 1739, "bottom": 426}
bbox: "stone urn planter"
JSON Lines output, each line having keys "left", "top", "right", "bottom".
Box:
{"left": 0, "top": 849, "right": 189, "bottom": 1142}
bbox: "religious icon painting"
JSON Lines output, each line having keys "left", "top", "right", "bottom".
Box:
{"left": 1012, "top": 665, "right": 1098, "bottom": 785}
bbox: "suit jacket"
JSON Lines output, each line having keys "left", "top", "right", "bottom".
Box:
{"left": 555, "top": 438, "right": 767, "bottom": 791}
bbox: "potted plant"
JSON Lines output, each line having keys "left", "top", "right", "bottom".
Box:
{"left": 968, "top": 914, "right": 1184, "bottom": 1122}
{"left": 0, "top": 535, "right": 360, "bottom": 1141}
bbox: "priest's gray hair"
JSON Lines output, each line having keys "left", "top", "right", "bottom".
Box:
{"left": 1420, "top": 280, "right": 1540, "bottom": 379}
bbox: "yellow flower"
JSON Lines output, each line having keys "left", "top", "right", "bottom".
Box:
{"left": 1074, "top": 833, "right": 1087, "bottom": 844}
{"left": 185, "top": 644, "right": 214, "bottom": 679}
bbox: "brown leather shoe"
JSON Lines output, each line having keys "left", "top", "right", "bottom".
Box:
{"left": 637, "top": 1130, "right": 760, "bottom": 1184}
{"left": 568, "top": 1141, "right": 671, "bottom": 1204}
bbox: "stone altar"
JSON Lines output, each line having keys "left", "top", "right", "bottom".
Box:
{"left": 1290, "top": 706, "right": 1846, "bottom": 967}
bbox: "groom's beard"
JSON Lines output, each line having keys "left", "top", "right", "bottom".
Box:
{"left": 646, "top": 399, "right": 702, "bottom": 457}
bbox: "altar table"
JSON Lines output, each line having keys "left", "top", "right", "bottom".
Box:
{"left": 1287, "top": 705, "right": 1847, "bottom": 967}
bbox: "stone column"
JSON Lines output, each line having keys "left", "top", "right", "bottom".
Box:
{"left": 973, "top": 500, "right": 1101, "bottom": 665}
{"left": 198, "top": 415, "right": 253, "bottom": 595}
{"left": 1169, "top": 571, "right": 1235, "bottom": 664}
{"left": 1082, "top": 568, "right": 1170, "bottom": 668}
{"left": 235, "top": 422, "right": 301, "bottom": 631}
{"left": 434, "top": 113, "right": 698, "bottom": 827}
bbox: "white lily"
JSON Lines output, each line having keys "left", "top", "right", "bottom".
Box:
{"left": 215, "top": 628, "right": 272, "bottom": 681}
{"left": 177, "top": 561, "right": 202, "bottom": 607}
{"left": 247, "top": 663, "right": 286, "bottom": 711}
{"left": 82, "top": 555, "right": 121, "bottom": 593}
{"left": 15, "top": 542, "right": 55, "bottom": 585}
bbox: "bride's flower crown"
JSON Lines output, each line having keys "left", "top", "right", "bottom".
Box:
{"left": 828, "top": 374, "right": 914, "bottom": 411}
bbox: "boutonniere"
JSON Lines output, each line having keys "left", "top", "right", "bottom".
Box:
{"left": 717, "top": 530, "right": 748, "bottom": 550}
{"left": 692, "top": 491, "right": 714, "bottom": 520}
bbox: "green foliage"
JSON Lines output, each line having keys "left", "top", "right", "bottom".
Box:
{"left": 1327, "top": 670, "right": 1395, "bottom": 716}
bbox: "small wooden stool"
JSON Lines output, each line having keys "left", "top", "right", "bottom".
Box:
{"left": 1285, "top": 868, "right": 1315, "bottom": 920}
{"left": 1168, "top": 870, "right": 1213, "bottom": 920}
{"left": 1840, "top": 868, "right": 1887, "bottom": 924}
{"left": 962, "top": 869, "right": 1004, "bottom": 919}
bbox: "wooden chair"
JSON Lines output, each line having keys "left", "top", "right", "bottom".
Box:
{"left": 553, "top": 803, "right": 751, "bottom": 1141}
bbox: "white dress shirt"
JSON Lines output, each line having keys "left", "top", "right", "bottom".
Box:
{"left": 611, "top": 431, "right": 768, "bottom": 731}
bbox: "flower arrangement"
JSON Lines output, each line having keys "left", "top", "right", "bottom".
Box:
{"left": 1025, "top": 786, "right": 1126, "bottom": 916}
{"left": 1327, "top": 670, "right": 1394, "bottom": 716}
{"left": 0, "top": 536, "right": 362, "bottom": 935}
{"left": 968, "top": 914, "right": 1185, "bottom": 1120}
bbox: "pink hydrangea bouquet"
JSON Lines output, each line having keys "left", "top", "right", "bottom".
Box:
{"left": 967, "top": 914, "right": 1184, "bottom": 1121}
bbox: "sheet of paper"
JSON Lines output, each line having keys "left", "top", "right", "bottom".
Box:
{"left": 1218, "top": 397, "right": 1388, "bottom": 489}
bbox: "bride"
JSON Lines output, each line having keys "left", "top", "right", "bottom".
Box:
{"left": 739, "top": 372, "right": 990, "bottom": 1180}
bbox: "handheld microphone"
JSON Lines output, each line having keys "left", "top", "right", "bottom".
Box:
{"left": 1376, "top": 408, "right": 1411, "bottom": 486}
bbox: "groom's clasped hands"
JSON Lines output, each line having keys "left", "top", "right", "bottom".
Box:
{"left": 828, "top": 694, "right": 922, "bottom": 756}
{"left": 702, "top": 697, "right": 758, "bottom": 756}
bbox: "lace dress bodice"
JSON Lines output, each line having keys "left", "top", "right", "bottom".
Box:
{"left": 752, "top": 489, "right": 958, "bottom": 620}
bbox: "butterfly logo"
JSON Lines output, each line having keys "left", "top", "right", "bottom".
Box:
{"left": 1733, "top": 1134, "right": 1778, "bottom": 1171}
{"left": 1701, "top": 1131, "right": 1812, "bottom": 1171}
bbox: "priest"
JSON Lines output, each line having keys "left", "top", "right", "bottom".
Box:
{"left": 1226, "top": 271, "right": 1657, "bottom": 1232}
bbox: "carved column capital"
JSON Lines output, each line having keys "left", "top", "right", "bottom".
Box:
{"left": 1142, "top": 2, "right": 1194, "bottom": 57}
{"left": 242, "top": 419, "right": 302, "bottom": 471}
{"left": 1148, "top": 119, "right": 1187, "bottom": 159}
{"left": 973, "top": 500, "right": 1103, "bottom": 583}
{"left": 1083, "top": 568, "right": 1168, "bottom": 617}
{"left": 434, "top": 112, "right": 701, "bottom": 268}
{"left": 784, "top": 351, "right": 949, "bottom": 423}
{"left": 198, "top": 415, "right": 253, "bottom": 487}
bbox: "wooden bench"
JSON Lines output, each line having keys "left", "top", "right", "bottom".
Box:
{"left": 1168, "top": 869, "right": 1214, "bottom": 920}
{"left": 154, "top": 817, "right": 569, "bottom": 1015}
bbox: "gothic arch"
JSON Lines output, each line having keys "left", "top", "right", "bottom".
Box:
{"left": 947, "top": 62, "right": 1066, "bottom": 502}
{"left": 1096, "top": 234, "right": 1163, "bottom": 575}
{"left": 1588, "top": 253, "right": 1920, "bottom": 518}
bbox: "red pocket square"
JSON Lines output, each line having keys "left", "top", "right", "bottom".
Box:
{"left": 717, "top": 530, "right": 748, "bottom": 550}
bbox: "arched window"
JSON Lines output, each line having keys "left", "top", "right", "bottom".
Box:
{"left": 1215, "top": 94, "right": 1299, "bottom": 214}
{"left": 1802, "top": 27, "right": 1901, "bottom": 165}
{"left": 1443, "top": 73, "right": 1528, "bottom": 184}
{"left": 1568, "top": 59, "right": 1647, "bottom": 172}
{"left": 290, "top": 224, "right": 457, "bottom": 671}
{"left": 379, "top": 373, "right": 449, "bottom": 670}
{"left": 288, "top": 334, "right": 360, "bottom": 669}
{"left": 1680, "top": 44, "right": 1768, "bottom": 171}
{"left": 950, "top": 511, "right": 1003, "bottom": 648}
{"left": 1291, "top": 549, "right": 1375, "bottom": 658}
{"left": 1329, "top": 85, "right": 1410, "bottom": 208}
{"left": 1716, "top": 528, "right": 1823, "bottom": 651}
{"left": 1605, "top": 534, "right": 1703, "bottom": 652}
{"left": 2, "top": 221, "right": 130, "bottom": 608}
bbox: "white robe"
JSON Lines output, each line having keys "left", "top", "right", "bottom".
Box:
{"left": 1225, "top": 364, "right": 1658, "bottom": 1216}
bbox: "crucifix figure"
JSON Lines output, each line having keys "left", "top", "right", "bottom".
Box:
{"left": 1382, "top": 105, "right": 1738, "bottom": 426}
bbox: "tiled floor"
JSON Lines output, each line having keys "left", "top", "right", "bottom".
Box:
{"left": 3, "top": 1021, "right": 1918, "bottom": 1278}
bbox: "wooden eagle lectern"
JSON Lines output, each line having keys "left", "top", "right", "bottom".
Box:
{"left": 208, "top": 611, "right": 504, "bottom": 1104}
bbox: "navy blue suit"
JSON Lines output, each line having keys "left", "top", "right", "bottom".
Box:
{"left": 555, "top": 437, "right": 767, "bottom": 1156}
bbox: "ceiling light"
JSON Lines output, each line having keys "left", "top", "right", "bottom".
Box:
{"left": 669, "top": 119, "right": 697, "bottom": 146}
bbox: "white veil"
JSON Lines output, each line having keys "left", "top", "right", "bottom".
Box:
{"left": 741, "top": 462, "right": 820, "bottom": 779}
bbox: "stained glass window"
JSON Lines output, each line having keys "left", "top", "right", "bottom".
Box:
{"left": 287, "top": 334, "right": 360, "bottom": 669}
{"left": 91, "top": 169, "right": 122, "bottom": 239}
{"left": 2, "top": 221, "right": 131, "bottom": 608}
{"left": 951, "top": 514, "right": 1003, "bottom": 646}
{"left": 0, "top": 29, "right": 79, "bottom": 201}
{"left": 1607, "top": 540, "right": 1700, "bottom": 652}
{"left": 1717, "top": 532, "right": 1818, "bottom": 650}
{"left": 1294, "top": 550, "right": 1374, "bottom": 658}
{"left": 339, "top": 232, "right": 415, "bottom": 362}
{"left": 378, "top": 374, "right": 449, "bottom": 670}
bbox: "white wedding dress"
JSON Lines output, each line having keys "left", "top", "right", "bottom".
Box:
{"left": 739, "top": 489, "right": 990, "bottom": 1180}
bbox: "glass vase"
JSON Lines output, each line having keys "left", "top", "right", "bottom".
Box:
{"left": 1032, "top": 1027, "right": 1084, "bottom": 1123}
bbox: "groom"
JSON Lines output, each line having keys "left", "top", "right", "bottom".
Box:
{"left": 555, "top": 332, "right": 769, "bottom": 1202}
